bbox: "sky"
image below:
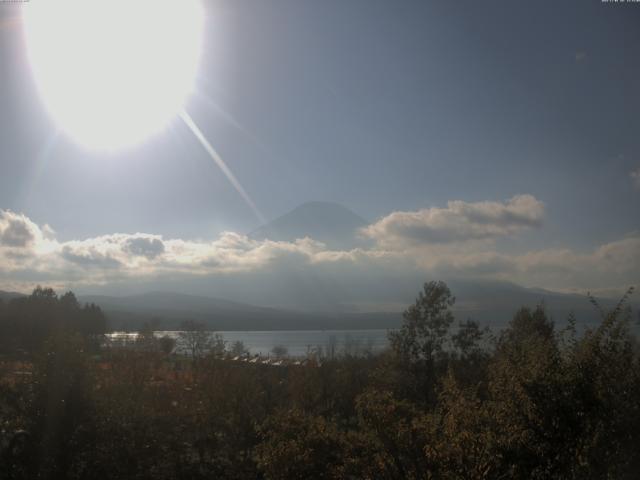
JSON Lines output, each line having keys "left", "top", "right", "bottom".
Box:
{"left": 0, "top": 0, "right": 638, "bottom": 306}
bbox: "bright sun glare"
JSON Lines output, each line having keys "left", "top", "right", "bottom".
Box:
{"left": 23, "top": 0, "right": 204, "bottom": 150}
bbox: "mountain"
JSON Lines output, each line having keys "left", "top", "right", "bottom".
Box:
{"left": 445, "top": 279, "right": 621, "bottom": 330}
{"left": 79, "top": 282, "right": 638, "bottom": 333}
{"left": 4, "top": 282, "right": 637, "bottom": 333}
{"left": 0, "top": 290, "right": 26, "bottom": 302}
{"left": 249, "top": 201, "right": 369, "bottom": 249}
{"left": 78, "top": 291, "right": 399, "bottom": 331}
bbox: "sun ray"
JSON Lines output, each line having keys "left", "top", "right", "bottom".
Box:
{"left": 180, "top": 110, "right": 266, "bottom": 224}
{"left": 193, "top": 89, "right": 269, "bottom": 153}
{"left": 19, "top": 130, "right": 60, "bottom": 207}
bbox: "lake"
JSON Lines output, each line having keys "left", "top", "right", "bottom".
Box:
{"left": 106, "top": 329, "right": 393, "bottom": 357}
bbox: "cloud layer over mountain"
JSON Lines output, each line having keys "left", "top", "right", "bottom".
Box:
{"left": 1, "top": 196, "right": 638, "bottom": 306}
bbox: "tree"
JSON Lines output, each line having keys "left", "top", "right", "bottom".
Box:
{"left": 230, "top": 340, "right": 248, "bottom": 357}
{"left": 0, "top": 287, "right": 106, "bottom": 352}
{"left": 451, "top": 319, "right": 489, "bottom": 358}
{"left": 389, "top": 281, "right": 455, "bottom": 363}
{"left": 158, "top": 335, "right": 176, "bottom": 355}
{"left": 30, "top": 285, "right": 58, "bottom": 304}
{"left": 59, "top": 291, "right": 80, "bottom": 310}
{"left": 271, "top": 345, "right": 288, "bottom": 359}
{"left": 208, "top": 333, "right": 226, "bottom": 358}
{"left": 178, "top": 320, "right": 225, "bottom": 359}
{"left": 355, "top": 389, "right": 436, "bottom": 478}
{"left": 256, "top": 409, "right": 349, "bottom": 480}
{"left": 136, "top": 321, "right": 160, "bottom": 352}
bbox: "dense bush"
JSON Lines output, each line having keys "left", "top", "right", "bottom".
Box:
{"left": 0, "top": 283, "right": 638, "bottom": 479}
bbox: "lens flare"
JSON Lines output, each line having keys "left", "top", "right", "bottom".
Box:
{"left": 23, "top": 0, "right": 204, "bottom": 150}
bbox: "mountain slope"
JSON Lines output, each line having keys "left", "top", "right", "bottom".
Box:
{"left": 80, "top": 282, "right": 638, "bottom": 332}
{"left": 78, "top": 291, "right": 398, "bottom": 331}
{"left": 445, "top": 279, "right": 615, "bottom": 329}
{"left": 0, "top": 290, "right": 26, "bottom": 302}
{"left": 4, "top": 282, "right": 636, "bottom": 333}
{"left": 249, "top": 201, "right": 369, "bottom": 249}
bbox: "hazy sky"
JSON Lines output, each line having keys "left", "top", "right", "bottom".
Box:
{"left": 0, "top": 0, "right": 638, "bottom": 302}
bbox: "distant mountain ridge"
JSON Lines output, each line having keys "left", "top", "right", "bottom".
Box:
{"left": 249, "top": 201, "right": 369, "bottom": 249}
{"left": 0, "top": 290, "right": 26, "bottom": 302}
{"left": 78, "top": 291, "right": 399, "bottom": 331}
{"left": 74, "top": 284, "right": 640, "bottom": 331}
{"left": 1, "top": 283, "right": 636, "bottom": 332}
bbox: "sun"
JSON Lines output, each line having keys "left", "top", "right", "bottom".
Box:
{"left": 22, "top": 0, "right": 204, "bottom": 150}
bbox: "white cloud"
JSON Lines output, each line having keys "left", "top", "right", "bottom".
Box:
{"left": 0, "top": 205, "right": 636, "bottom": 300}
{"left": 363, "top": 195, "right": 544, "bottom": 247}
{"left": 123, "top": 235, "right": 165, "bottom": 259}
{"left": 0, "top": 210, "right": 41, "bottom": 248}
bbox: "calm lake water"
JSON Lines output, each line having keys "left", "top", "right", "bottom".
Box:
{"left": 106, "top": 329, "right": 392, "bottom": 357}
